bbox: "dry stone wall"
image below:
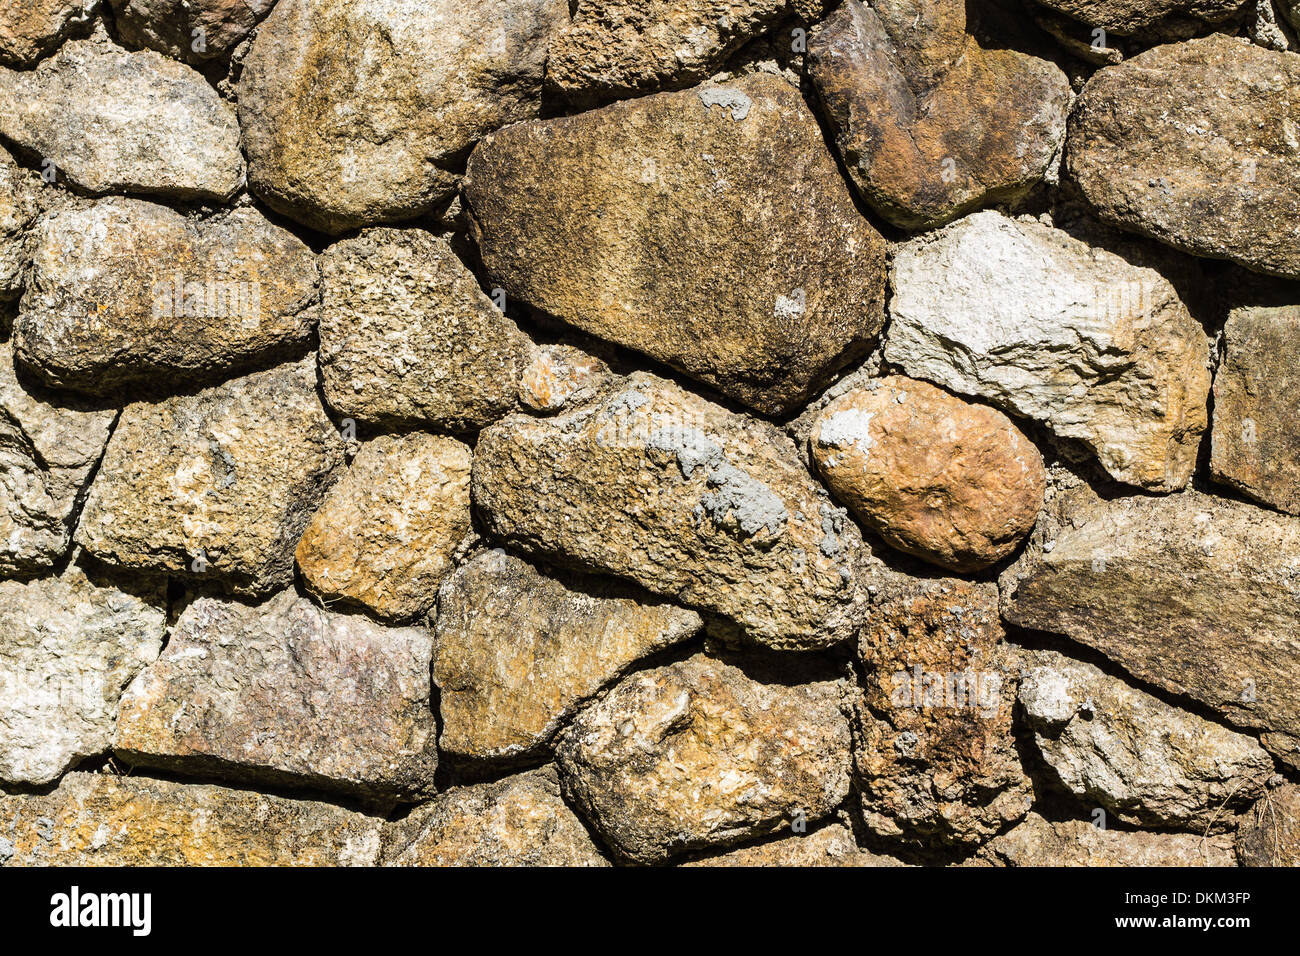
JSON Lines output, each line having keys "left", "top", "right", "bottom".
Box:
{"left": 1, "top": 0, "right": 1299, "bottom": 868}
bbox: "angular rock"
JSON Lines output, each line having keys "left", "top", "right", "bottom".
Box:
{"left": 0, "top": 342, "right": 114, "bottom": 575}
{"left": 1002, "top": 488, "right": 1300, "bottom": 770}
{"left": 1236, "top": 784, "right": 1300, "bottom": 867}
{"left": 555, "top": 654, "right": 853, "bottom": 864}
{"left": 0, "top": 0, "right": 95, "bottom": 67}
{"left": 15, "top": 198, "right": 318, "bottom": 395}
{"left": 381, "top": 766, "right": 608, "bottom": 867}
{"left": 1020, "top": 648, "right": 1272, "bottom": 828}
{"left": 110, "top": 0, "right": 275, "bottom": 63}
{"left": 464, "top": 74, "right": 888, "bottom": 416}
{"left": 806, "top": 0, "right": 1071, "bottom": 229}
{"left": 295, "top": 433, "right": 472, "bottom": 622}
{"left": 1210, "top": 305, "right": 1300, "bottom": 514}
{"left": 974, "top": 812, "right": 1236, "bottom": 866}
{"left": 0, "top": 38, "right": 244, "bottom": 201}
{"left": 473, "top": 373, "right": 866, "bottom": 651}
{"left": 0, "top": 772, "right": 381, "bottom": 866}
{"left": 1068, "top": 35, "right": 1300, "bottom": 279}
{"left": 238, "top": 0, "right": 567, "bottom": 234}
{"left": 0, "top": 145, "right": 38, "bottom": 301}
{"left": 854, "top": 578, "right": 1032, "bottom": 846}
{"left": 76, "top": 357, "right": 345, "bottom": 597}
{"left": 547, "top": 0, "right": 808, "bottom": 106}
{"left": 0, "top": 564, "right": 165, "bottom": 786}
{"left": 682, "top": 824, "right": 906, "bottom": 867}
{"left": 318, "top": 229, "right": 534, "bottom": 433}
{"left": 886, "top": 211, "right": 1210, "bottom": 491}
{"left": 517, "top": 345, "right": 610, "bottom": 415}
{"left": 114, "top": 589, "right": 438, "bottom": 799}
{"left": 434, "top": 549, "right": 703, "bottom": 762}
{"left": 1034, "top": 0, "right": 1247, "bottom": 37}
{"left": 811, "top": 377, "right": 1045, "bottom": 572}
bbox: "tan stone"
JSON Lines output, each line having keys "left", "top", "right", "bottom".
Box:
{"left": 0, "top": 0, "right": 95, "bottom": 67}
{"left": 973, "top": 812, "right": 1236, "bottom": 866}
{"left": 683, "top": 824, "right": 906, "bottom": 867}
{"left": 1236, "top": 784, "right": 1300, "bottom": 867}
{"left": 518, "top": 345, "right": 610, "bottom": 415}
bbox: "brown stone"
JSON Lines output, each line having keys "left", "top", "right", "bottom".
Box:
{"left": 0, "top": 0, "right": 95, "bottom": 67}
{"left": 110, "top": 0, "right": 276, "bottom": 63}
{"left": 682, "top": 824, "right": 906, "bottom": 867}
{"left": 1236, "top": 783, "right": 1300, "bottom": 866}
{"left": 973, "top": 812, "right": 1236, "bottom": 866}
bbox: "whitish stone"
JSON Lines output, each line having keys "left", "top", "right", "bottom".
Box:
{"left": 517, "top": 345, "right": 610, "bottom": 414}
{"left": 973, "top": 812, "right": 1236, "bottom": 866}
{"left": 886, "top": 211, "right": 1210, "bottom": 491}
{"left": 683, "top": 824, "right": 906, "bottom": 867}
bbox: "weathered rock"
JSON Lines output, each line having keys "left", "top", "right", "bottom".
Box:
{"left": 1002, "top": 488, "right": 1300, "bottom": 771}
{"left": 806, "top": 0, "right": 1071, "bottom": 229}
{"left": 434, "top": 549, "right": 702, "bottom": 762}
{"left": 114, "top": 589, "right": 438, "bottom": 799}
{"left": 0, "top": 564, "right": 164, "bottom": 786}
{"left": 381, "top": 766, "right": 608, "bottom": 866}
{"left": 1210, "top": 305, "right": 1300, "bottom": 514}
{"left": 238, "top": 0, "right": 567, "bottom": 234}
{"left": 683, "top": 823, "right": 906, "bottom": 867}
{"left": 854, "top": 579, "right": 1032, "bottom": 846}
{"left": 0, "top": 0, "right": 96, "bottom": 67}
{"left": 1068, "top": 35, "right": 1300, "bottom": 279}
{"left": 0, "top": 38, "right": 244, "bottom": 201}
{"left": 0, "top": 342, "right": 115, "bottom": 575}
{"left": 0, "top": 145, "right": 37, "bottom": 301}
{"left": 15, "top": 198, "right": 318, "bottom": 395}
{"left": 547, "top": 0, "right": 807, "bottom": 105}
{"left": 1236, "top": 783, "right": 1300, "bottom": 866}
{"left": 464, "top": 74, "right": 888, "bottom": 416}
{"left": 295, "top": 433, "right": 472, "bottom": 622}
{"left": 0, "top": 772, "right": 381, "bottom": 866}
{"left": 517, "top": 345, "right": 610, "bottom": 415}
{"left": 110, "top": 0, "right": 275, "bottom": 63}
{"left": 811, "top": 377, "right": 1045, "bottom": 572}
{"left": 1035, "top": 0, "right": 1247, "bottom": 37}
{"left": 76, "top": 357, "right": 345, "bottom": 597}
{"left": 473, "top": 373, "right": 866, "bottom": 651}
{"left": 555, "top": 654, "right": 853, "bottom": 864}
{"left": 886, "top": 211, "right": 1210, "bottom": 491}
{"left": 318, "top": 229, "right": 534, "bottom": 433}
{"left": 973, "top": 812, "right": 1236, "bottom": 866}
{"left": 1020, "top": 648, "right": 1272, "bottom": 828}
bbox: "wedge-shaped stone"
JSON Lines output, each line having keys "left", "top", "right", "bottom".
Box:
{"left": 556, "top": 654, "right": 852, "bottom": 864}
{"left": 886, "top": 211, "right": 1210, "bottom": 491}
{"left": 972, "top": 812, "right": 1236, "bottom": 866}
{"left": 0, "top": 772, "right": 381, "bottom": 866}
{"left": 434, "top": 549, "right": 702, "bottom": 762}
{"left": 15, "top": 198, "right": 318, "bottom": 395}
{"left": 0, "top": 564, "right": 164, "bottom": 786}
{"left": 114, "top": 589, "right": 437, "bottom": 799}
{"left": 0, "top": 38, "right": 244, "bottom": 201}
{"left": 76, "top": 357, "right": 345, "bottom": 597}
{"left": 464, "top": 74, "right": 888, "bottom": 416}
{"left": 472, "top": 373, "right": 866, "bottom": 651}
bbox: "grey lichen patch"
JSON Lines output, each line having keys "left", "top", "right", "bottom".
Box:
{"left": 697, "top": 86, "right": 753, "bottom": 121}
{"left": 647, "top": 426, "right": 723, "bottom": 478}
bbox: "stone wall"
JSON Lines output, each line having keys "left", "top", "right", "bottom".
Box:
{"left": 1, "top": 0, "right": 1298, "bottom": 867}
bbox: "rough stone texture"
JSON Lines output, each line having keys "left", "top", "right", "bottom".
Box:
{"left": 295, "top": 433, "right": 471, "bottom": 622}
{"left": 110, "top": 0, "right": 275, "bottom": 63}
{"left": 434, "top": 549, "right": 702, "bottom": 762}
{"left": 114, "top": 589, "right": 438, "bottom": 799}
{"left": 381, "top": 766, "right": 608, "bottom": 867}
{"left": 1210, "top": 305, "right": 1300, "bottom": 514}
{"left": 0, "top": 38, "right": 244, "bottom": 201}
{"left": 464, "top": 73, "right": 888, "bottom": 416}
{"left": 0, "top": 145, "right": 37, "bottom": 301}
{"left": 810, "top": 377, "right": 1045, "bottom": 572}
{"left": 518, "top": 345, "right": 610, "bottom": 415}
{"left": 1020, "top": 648, "right": 1272, "bottom": 828}
{"left": 547, "top": 0, "right": 806, "bottom": 106}
{"left": 0, "top": 342, "right": 115, "bottom": 575}
{"left": 473, "top": 372, "right": 867, "bottom": 651}
{"left": 76, "top": 357, "right": 345, "bottom": 597}
{"left": 1236, "top": 783, "right": 1300, "bottom": 866}
{"left": 238, "top": 0, "right": 568, "bottom": 234}
{"left": 806, "top": 0, "right": 1071, "bottom": 229}
{"left": 1069, "top": 35, "right": 1300, "bottom": 280}
{"left": 318, "top": 229, "right": 534, "bottom": 433}
{"left": 973, "top": 812, "right": 1236, "bottom": 866}
{"left": 1034, "top": 0, "right": 1247, "bottom": 35}
{"left": 0, "top": 0, "right": 95, "bottom": 67}
{"left": 886, "top": 211, "right": 1210, "bottom": 491}
{"left": 555, "top": 654, "right": 853, "bottom": 864}
{"left": 683, "top": 824, "right": 906, "bottom": 867}
{"left": 15, "top": 198, "right": 318, "bottom": 395}
{"left": 1002, "top": 487, "right": 1300, "bottom": 771}
{"left": 0, "top": 564, "right": 165, "bottom": 786}
{"left": 854, "top": 578, "right": 1032, "bottom": 847}
{"left": 0, "top": 772, "right": 381, "bottom": 866}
